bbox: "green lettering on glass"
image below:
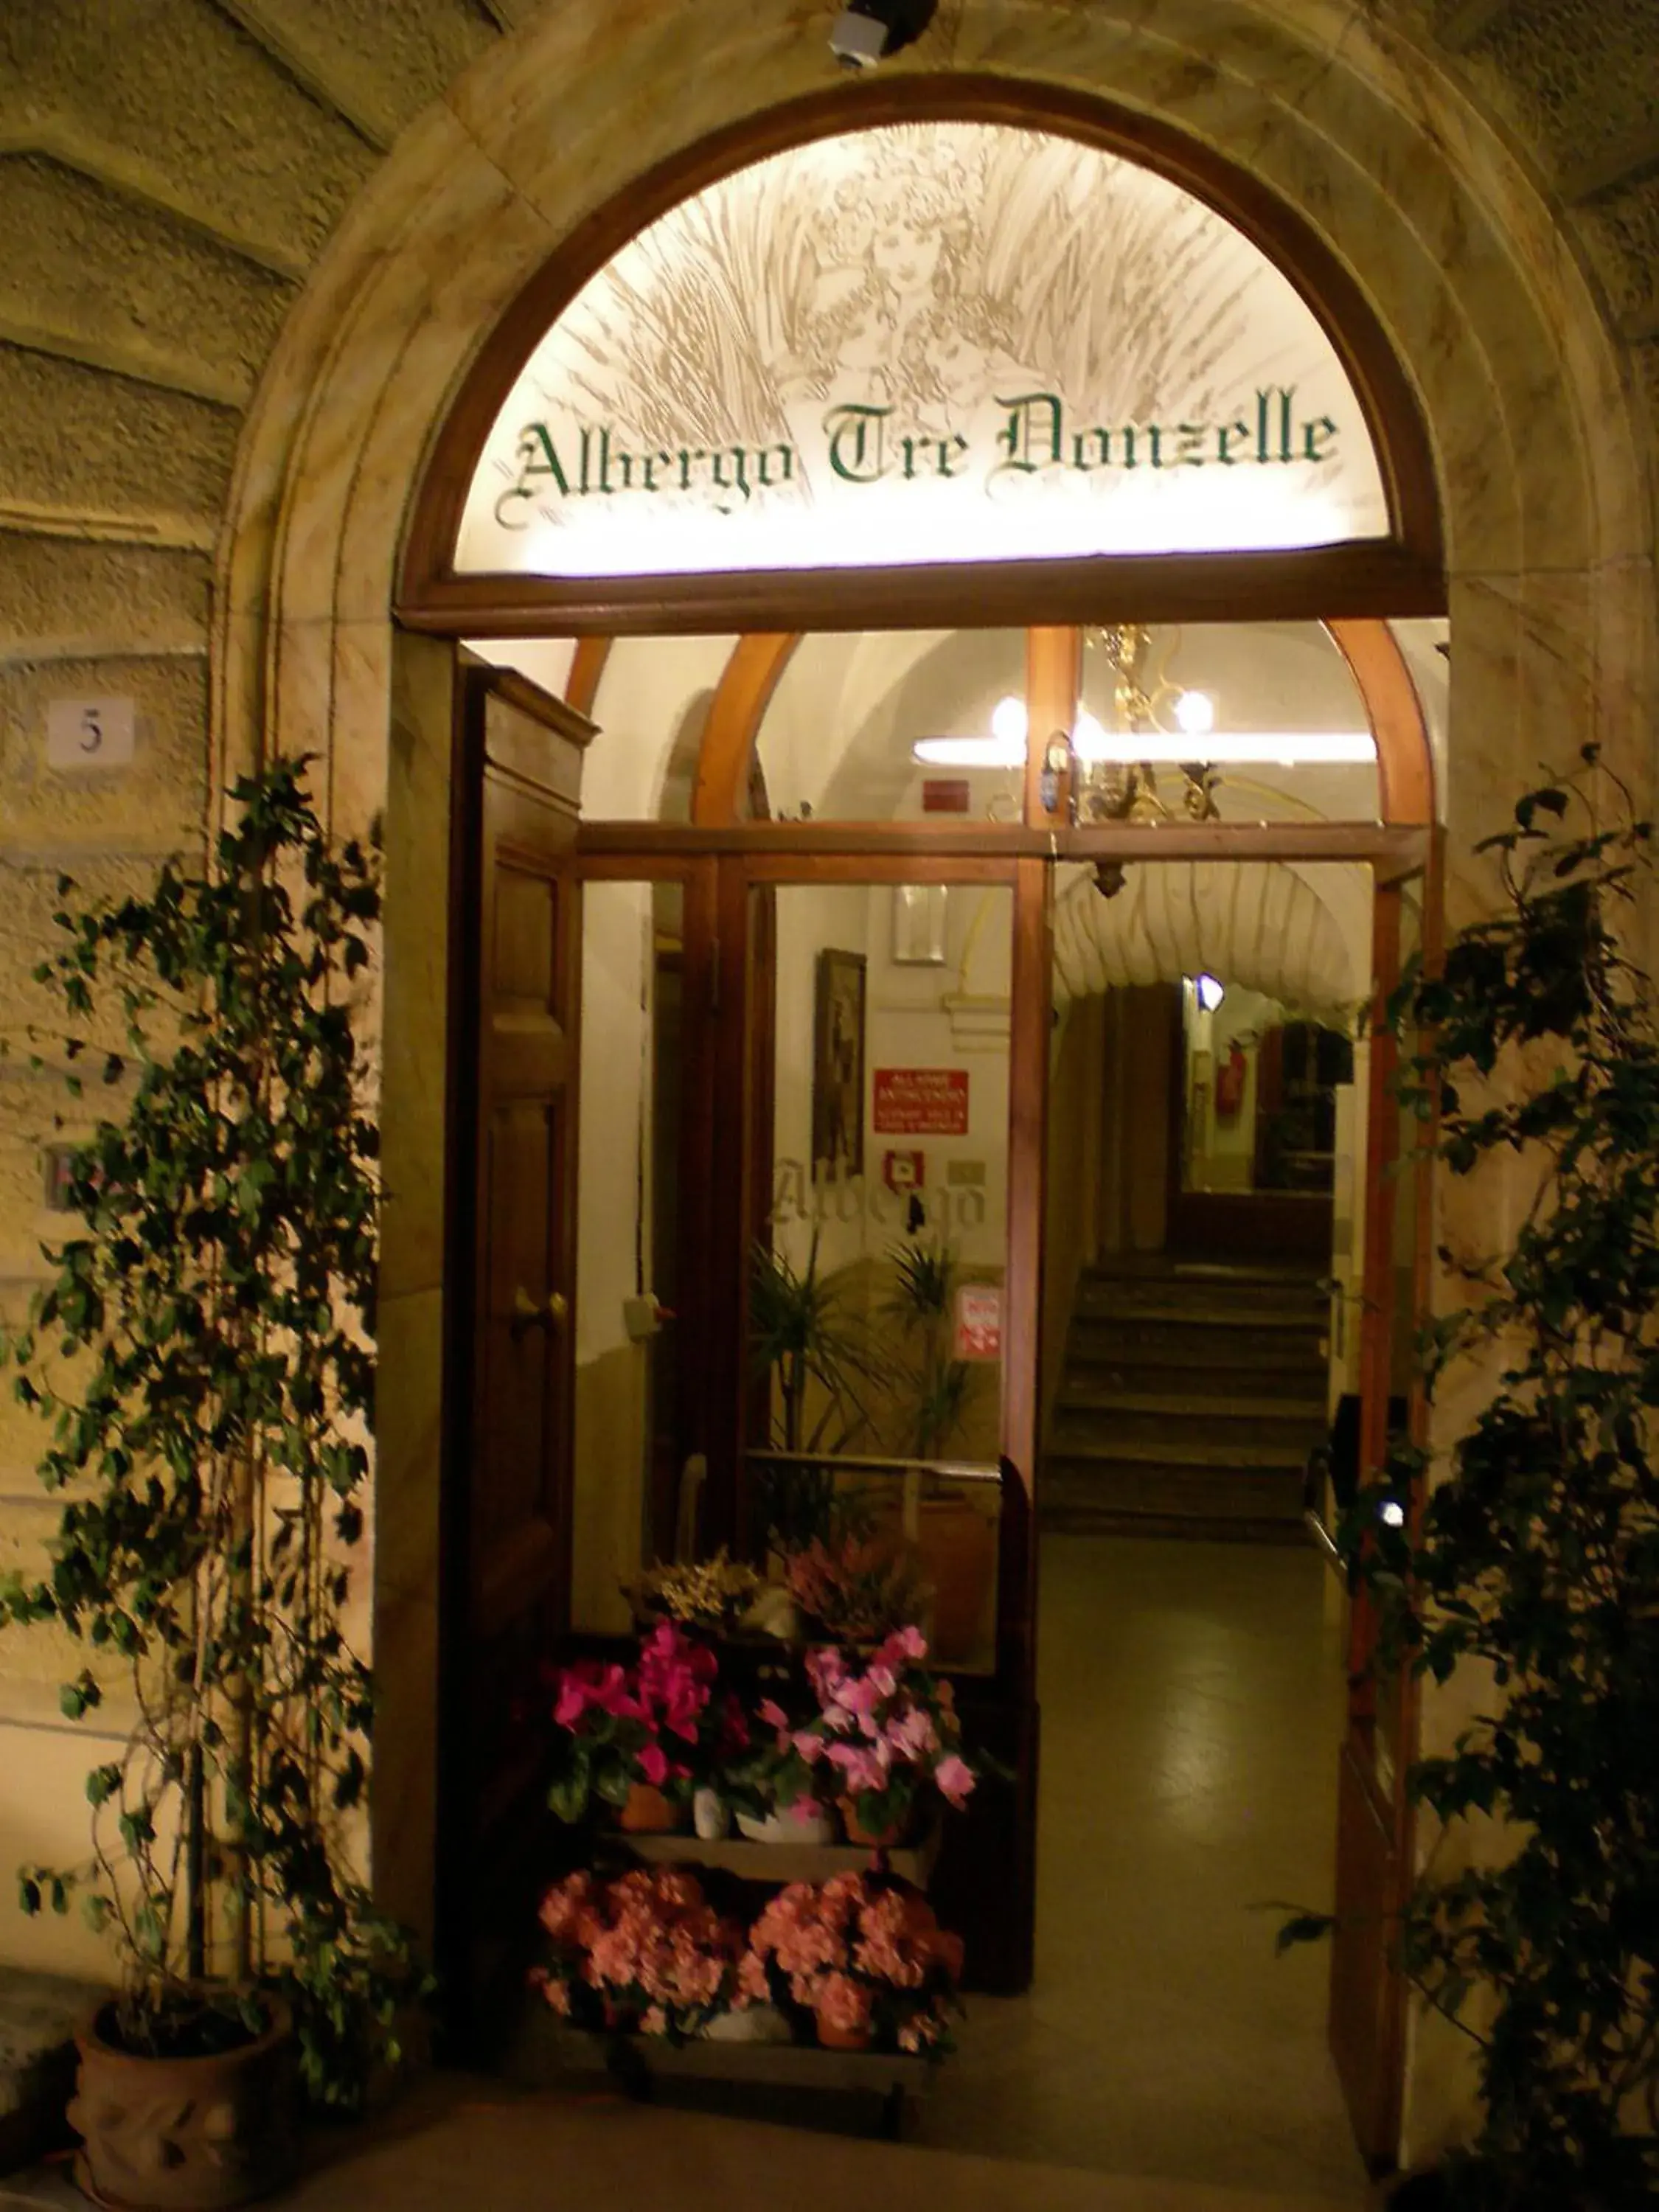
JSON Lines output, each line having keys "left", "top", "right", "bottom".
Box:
{"left": 1071, "top": 428, "right": 1113, "bottom": 471}
{"left": 824, "top": 405, "right": 893, "bottom": 484}
{"left": 1173, "top": 422, "right": 1207, "bottom": 467}
{"left": 991, "top": 392, "right": 1063, "bottom": 484}
{"left": 709, "top": 450, "right": 751, "bottom": 507}
{"left": 493, "top": 421, "right": 571, "bottom": 527}
{"left": 1302, "top": 415, "right": 1338, "bottom": 463}
{"left": 1216, "top": 421, "right": 1251, "bottom": 464}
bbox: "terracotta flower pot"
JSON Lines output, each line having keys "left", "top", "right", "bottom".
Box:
{"left": 815, "top": 2012, "right": 874, "bottom": 2051}
{"left": 69, "top": 1997, "right": 299, "bottom": 2212}
{"left": 619, "top": 1780, "right": 679, "bottom": 1833}
{"left": 838, "top": 1795, "right": 910, "bottom": 1849}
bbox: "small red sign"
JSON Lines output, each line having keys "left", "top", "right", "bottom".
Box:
{"left": 954, "top": 1284, "right": 1003, "bottom": 1362}
{"left": 882, "top": 1149, "right": 925, "bottom": 1192}
{"left": 872, "top": 1068, "right": 970, "bottom": 1135}
{"left": 921, "top": 778, "right": 971, "bottom": 814}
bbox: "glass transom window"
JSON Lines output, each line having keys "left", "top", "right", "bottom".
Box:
{"left": 458, "top": 122, "right": 1391, "bottom": 581}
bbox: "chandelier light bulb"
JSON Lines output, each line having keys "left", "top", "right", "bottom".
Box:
{"left": 1195, "top": 973, "right": 1226, "bottom": 1013}
{"left": 990, "top": 695, "right": 1029, "bottom": 747}
{"left": 1174, "top": 689, "right": 1216, "bottom": 737}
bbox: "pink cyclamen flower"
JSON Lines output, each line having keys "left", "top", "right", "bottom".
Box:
{"left": 888, "top": 1706, "right": 937, "bottom": 1760}
{"left": 636, "top": 1739, "right": 669, "bottom": 1787}
{"left": 876, "top": 1625, "right": 928, "bottom": 1666}
{"left": 933, "top": 1751, "right": 975, "bottom": 1808}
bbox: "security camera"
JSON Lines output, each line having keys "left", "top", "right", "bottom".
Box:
{"left": 828, "top": 0, "right": 937, "bottom": 70}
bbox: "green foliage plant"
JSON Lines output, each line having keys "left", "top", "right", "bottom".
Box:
{"left": 748, "top": 1229, "right": 888, "bottom": 1549}
{"left": 1306, "top": 751, "right": 1659, "bottom": 2209}
{"left": 0, "top": 759, "right": 425, "bottom": 2109}
{"left": 883, "top": 1239, "right": 971, "bottom": 1461}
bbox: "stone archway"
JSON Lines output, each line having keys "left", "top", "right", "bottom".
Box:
{"left": 211, "top": 2, "right": 1653, "bottom": 2168}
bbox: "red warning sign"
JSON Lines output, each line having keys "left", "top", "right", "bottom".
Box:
{"left": 954, "top": 1284, "right": 1003, "bottom": 1362}
{"left": 872, "top": 1068, "right": 970, "bottom": 1135}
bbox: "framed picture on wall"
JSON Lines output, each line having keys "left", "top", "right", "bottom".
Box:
{"left": 813, "top": 948, "right": 866, "bottom": 1183}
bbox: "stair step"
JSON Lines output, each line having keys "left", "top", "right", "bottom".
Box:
{"left": 1062, "top": 1355, "right": 1326, "bottom": 1399}
{"left": 1054, "top": 1418, "right": 1322, "bottom": 1454}
{"left": 1041, "top": 1459, "right": 1307, "bottom": 1531}
{"left": 1068, "top": 1321, "right": 1326, "bottom": 1367}
{"left": 1053, "top": 1387, "right": 1326, "bottom": 1422}
{"left": 1074, "top": 1295, "right": 1323, "bottom": 1329}
{"left": 1046, "top": 1432, "right": 1310, "bottom": 1470}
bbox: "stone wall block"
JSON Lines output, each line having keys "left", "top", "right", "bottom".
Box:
{"left": 0, "top": 533, "right": 209, "bottom": 662}
{"left": 0, "top": 345, "right": 238, "bottom": 541}
{"left": 0, "top": 156, "right": 298, "bottom": 405}
{"left": 1, "top": 0, "right": 378, "bottom": 262}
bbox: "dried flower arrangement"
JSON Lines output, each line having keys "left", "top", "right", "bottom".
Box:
{"left": 779, "top": 1527, "right": 931, "bottom": 1646}
{"left": 625, "top": 1548, "right": 766, "bottom": 1635}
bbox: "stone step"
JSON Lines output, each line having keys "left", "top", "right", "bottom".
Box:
{"left": 1073, "top": 1291, "right": 1324, "bottom": 1329}
{"left": 1054, "top": 1385, "right": 1326, "bottom": 1423}
{"left": 1046, "top": 1429, "right": 1311, "bottom": 1471}
{"left": 1061, "top": 1352, "right": 1328, "bottom": 1399}
{"left": 1067, "top": 1317, "right": 1326, "bottom": 1368}
{"left": 1040, "top": 1458, "right": 1307, "bottom": 1538}
{"left": 1051, "top": 1407, "right": 1324, "bottom": 1453}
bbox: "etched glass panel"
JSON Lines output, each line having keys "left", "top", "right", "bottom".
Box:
{"left": 459, "top": 123, "right": 1391, "bottom": 579}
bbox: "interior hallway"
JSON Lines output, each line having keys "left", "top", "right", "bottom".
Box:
{"left": 922, "top": 1534, "right": 1366, "bottom": 2202}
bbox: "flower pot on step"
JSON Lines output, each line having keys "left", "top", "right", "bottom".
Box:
{"left": 838, "top": 1795, "right": 911, "bottom": 1849}
{"left": 815, "top": 2014, "right": 874, "bottom": 2051}
{"left": 619, "top": 1781, "right": 680, "bottom": 1834}
{"left": 692, "top": 1787, "right": 729, "bottom": 1840}
{"left": 69, "top": 1998, "right": 299, "bottom": 2212}
{"left": 736, "top": 1802, "right": 836, "bottom": 1846}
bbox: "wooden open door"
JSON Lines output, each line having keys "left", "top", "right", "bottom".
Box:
{"left": 439, "top": 657, "right": 593, "bottom": 2045}
{"left": 1328, "top": 858, "right": 1433, "bottom": 2168}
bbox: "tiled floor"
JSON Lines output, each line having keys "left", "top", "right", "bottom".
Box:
{"left": 4, "top": 1534, "right": 1369, "bottom": 2211}
{"left": 922, "top": 1535, "right": 1365, "bottom": 2199}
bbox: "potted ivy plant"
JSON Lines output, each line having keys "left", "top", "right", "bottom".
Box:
{"left": 0, "top": 759, "right": 425, "bottom": 2209}
{"left": 1286, "top": 749, "right": 1659, "bottom": 2211}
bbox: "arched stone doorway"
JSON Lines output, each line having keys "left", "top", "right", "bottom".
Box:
{"left": 212, "top": 5, "right": 1651, "bottom": 2177}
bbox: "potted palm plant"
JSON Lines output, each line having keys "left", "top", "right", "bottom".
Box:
{"left": 883, "top": 1240, "right": 993, "bottom": 1663}
{"left": 748, "top": 1228, "right": 886, "bottom": 1552}
{"left": 0, "top": 759, "right": 425, "bottom": 2209}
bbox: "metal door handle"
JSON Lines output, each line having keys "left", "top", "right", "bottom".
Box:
{"left": 511, "top": 1286, "right": 568, "bottom": 1335}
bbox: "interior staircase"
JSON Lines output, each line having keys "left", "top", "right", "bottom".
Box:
{"left": 1042, "top": 1258, "right": 1329, "bottom": 1543}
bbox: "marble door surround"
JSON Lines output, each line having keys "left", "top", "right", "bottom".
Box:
{"left": 208, "top": 0, "right": 1655, "bottom": 2173}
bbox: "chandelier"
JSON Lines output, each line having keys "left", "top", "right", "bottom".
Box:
{"left": 1074, "top": 624, "right": 1220, "bottom": 830}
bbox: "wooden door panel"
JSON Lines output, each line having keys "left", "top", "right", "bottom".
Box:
{"left": 1330, "top": 1741, "right": 1402, "bottom": 2166}
{"left": 442, "top": 658, "right": 593, "bottom": 2045}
